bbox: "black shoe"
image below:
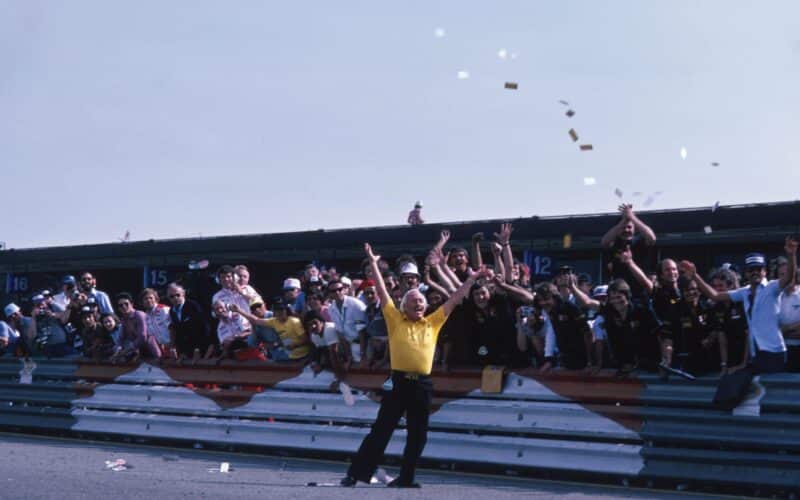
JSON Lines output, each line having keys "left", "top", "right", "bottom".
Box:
{"left": 340, "top": 476, "right": 357, "bottom": 487}
{"left": 387, "top": 478, "right": 421, "bottom": 488}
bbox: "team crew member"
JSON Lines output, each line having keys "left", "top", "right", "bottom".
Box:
{"left": 683, "top": 236, "right": 798, "bottom": 373}
{"left": 341, "top": 243, "right": 490, "bottom": 488}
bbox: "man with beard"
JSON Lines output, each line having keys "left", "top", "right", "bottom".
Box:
{"left": 683, "top": 236, "right": 798, "bottom": 373}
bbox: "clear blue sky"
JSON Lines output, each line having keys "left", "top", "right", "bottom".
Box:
{"left": 2, "top": 1, "right": 798, "bottom": 249}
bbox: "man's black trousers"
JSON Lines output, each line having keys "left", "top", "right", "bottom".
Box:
{"left": 347, "top": 371, "right": 432, "bottom": 483}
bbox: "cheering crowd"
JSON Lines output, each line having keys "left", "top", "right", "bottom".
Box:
{"left": 2, "top": 205, "right": 798, "bottom": 379}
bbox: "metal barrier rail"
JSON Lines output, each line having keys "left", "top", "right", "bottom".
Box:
{"left": 0, "top": 357, "right": 799, "bottom": 494}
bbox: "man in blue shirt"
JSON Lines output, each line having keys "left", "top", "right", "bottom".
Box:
{"left": 684, "top": 236, "right": 798, "bottom": 373}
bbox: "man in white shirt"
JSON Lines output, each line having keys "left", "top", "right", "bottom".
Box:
{"left": 326, "top": 279, "right": 367, "bottom": 362}
{"left": 686, "top": 237, "right": 798, "bottom": 373}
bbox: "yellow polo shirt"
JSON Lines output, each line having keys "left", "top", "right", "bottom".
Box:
{"left": 383, "top": 302, "right": 447, "bottom": 375}
{"left": 262, "top": 317, "right": 310, "bottom": 360}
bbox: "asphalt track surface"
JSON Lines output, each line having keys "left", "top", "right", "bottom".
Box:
{"left": 0, "top": 433, "right": 729, "bottom": 500}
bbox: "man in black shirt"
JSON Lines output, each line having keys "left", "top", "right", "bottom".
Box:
{"left": 601, "top": 204, "right": 656, "bottom": 302}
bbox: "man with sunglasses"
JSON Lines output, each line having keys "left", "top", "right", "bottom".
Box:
{"left": 78, "top": 272, "right": 113, "bottom": 315}
{"left": 683, "top": 236, "right": 798, "bottom": 373}
{"left": 112, "top": 292, "right": 162, "bottom": 362}
{"left": 327, "top": 279, "right": 367, "bottom": 363}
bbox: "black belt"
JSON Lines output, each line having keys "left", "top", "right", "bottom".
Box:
{"left": 392, "top": 370, "right": 430, "bottom": 381}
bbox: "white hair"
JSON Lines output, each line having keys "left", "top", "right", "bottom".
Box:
{"left": 400, "top": 288, "right": 427, "bottom": 313}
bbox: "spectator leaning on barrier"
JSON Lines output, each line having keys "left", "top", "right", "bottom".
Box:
{"left": 246, "top": 297, "right": 290, "bottom": 362}
{"left": 112, "top": 292, "right": 162, "bottom": 362}
{"left": 27, "top": 294, "right": 71, "bottom": 357}
{"left": 304, "top": 310, "right": 349, "bottom": 380}
{"left": 231, "top": 298, "right": 309, "bottom": 361}
{"left": 78, "top": 271, "right": 113, "bottom": 315}
{"left": 140, "top": 288, "right": 173, "bottom": 358}
{"left": 166, "top": 283, "right": 216, "bottom": 362}
{"left": 211, "top": 265, "right": 252, "bottom": 330}
{"left": 341, "top": 243, "right": 491, "bottom": 488}
{"left": 674, "top": 275, "right": 727, "bottom": 377}
{"left": 682, "top": 236, "right": 798, "bottom": 374}
{"left": 100, "top": 313, "right": 123, "bottom": 352}
{"left": 706, "top": 268, "right": 749, "bottom": 374}
{"left": 533, "top": 283, "right": 592, "bottom": 372}
{"left": 1, "top": 303, "right": 25, "bottom": 356}
{"left": 78, "top": 307, "right": 117, "bottom": 360}
{"left": 212, "top": 299, "right": 251, "bottom": 361}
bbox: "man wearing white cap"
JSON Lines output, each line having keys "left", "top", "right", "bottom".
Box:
{"left": 398, "top": 262, "right": 421, "bottom": 294}
{"left": 326, "top": 279, "right": 367, "bottom": 362}
{"left": 1, "top": 303, "right": 26, "bottom": 356}
{"left": 282, "top": 277, "right": 305, "bottom": 315}
{"left": 685, "top": 237, "right": 798, "bottom": 373}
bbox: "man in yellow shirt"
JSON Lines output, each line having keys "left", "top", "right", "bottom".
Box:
{"left": 230, "top": 298, "right": 310, "bottom": 360}
{"left": 341, "top": 243, "right": 489, "bottom": 488}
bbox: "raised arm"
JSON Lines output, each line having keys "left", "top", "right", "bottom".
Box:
{"left": 364, "top": 243, "right": 391, "bottom": 307}
{"left": 441, "top": 266, "right": 491, "bottom": 316}
{"left": 569, "top": 274, "right": 601, "bottom": 310}
{"left": 493, "top": 276, "right": 534, "bottom": 304}
{"left": 494, "top": 223, "right": 515, "bottom": 283}
{"left": 779, "top": 236, "right": 798, "bottom": 290}
{"left": 619, "top": 247, "right": 654, "bottom": 295}
{"left": 437, "top": 249, "right": 463, "bottom": 288}
{"left": 680, "top": 260, "right": 730, "bottom": 303}
{"left": 621, "top": 204, "right": 656, "bottom": 245}
{"left": 470, "top": 232, "right": 484, "bottom": 270}
{"left": 490, "top": 242, "right": 506, "bottom": 282}
{"left": 422, "top": 263, "right": 451, "bottom": 298}
{"left": 228, "top": 304, "right": 272, "bottom": 327}
{"left": 601, "top": 211, "right": 629, "bottom": 248}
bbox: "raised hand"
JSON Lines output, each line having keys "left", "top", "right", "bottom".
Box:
{"left": 619, "top": 247, "right": 633, "bottom": 264}
{"left": 426, "top": 250, "right": 441, "bottom": 267}
{"left": 618, "top": 203, "right": 633, "bottom": 220}
{"left": 785, "top": 236, "right": 798, "bottom": 255}
{"left": 494, "top": 223, "right": 513, "bottom": 245}
{"left": 364, "top": 243, "right": 380, "bottom": 263}
{"left": 491, "top": 242, "right": 502, "bottom": 255}
{"left": 472, "top": 231, "right": 484, "bottom": 243}
{"left": 678, "top": 260, "right": 696, "bottom": 278}
{"left": 435, "top": 230, "right": 451, "bottom": 250}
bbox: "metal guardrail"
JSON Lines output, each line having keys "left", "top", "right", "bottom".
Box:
{"left": 0, "top": 357, "right": 799, "bottom": 494}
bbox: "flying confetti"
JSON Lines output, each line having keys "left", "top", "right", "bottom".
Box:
{"left": 457, "top": 71, "right": 470, "bottom": 80}
{"left": 434, "top": 28, "right": 445, "bottom": 38}
{"left": 614, "top": 188, "right": 623, "bottom": 198}
{"left": 704, "top": 226, "right": 713, "bottom": 234}
{"left": 579, "top": 144, "right": 593, "bottom": 151}
{"left": 583, "top": 177, "right": 596, "bottom": 186}
{"left": 497, "top": 48, "right": 508, "bottom": 59}
{"left": 565, "top": 109, "right": 575, "bottom": 117}
{"left": 568, "top": 129, "right": 579, "bottom": 142}
{"left": 680, "top": 147, "right": 687, "bottom": 160}
{"left": 504, "top": 82, "right": 518, "bottom": 90}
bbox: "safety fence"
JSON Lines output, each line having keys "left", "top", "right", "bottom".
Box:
{"left": 0, "top": 357, "right": 798, "bottom": 495}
